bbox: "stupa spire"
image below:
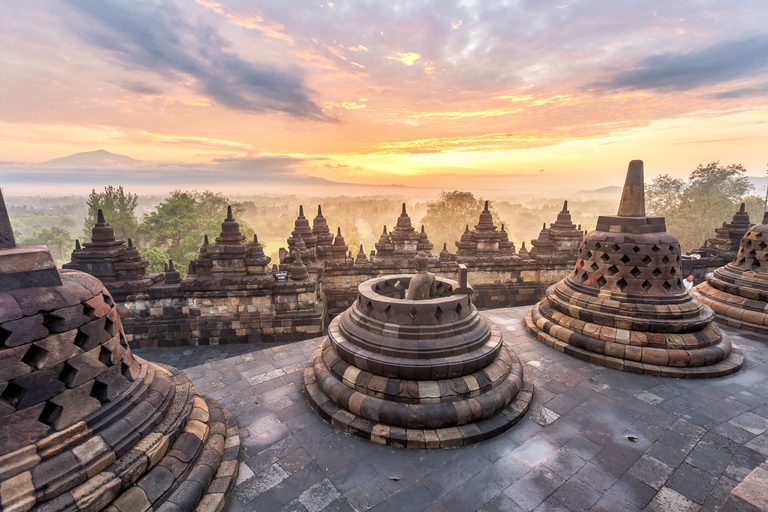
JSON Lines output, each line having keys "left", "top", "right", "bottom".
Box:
{"left": 0, "top": 188, "right": 16, "bottom": 249}
{"left": 617, "top": 160, "right": 645, "bottom": 217}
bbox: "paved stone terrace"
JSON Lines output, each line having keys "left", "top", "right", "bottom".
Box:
{"left": 135, "top": 306, "right": 768, "bottom": 512}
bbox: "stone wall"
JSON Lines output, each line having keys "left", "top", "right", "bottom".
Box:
{"left": 111, "top": 275, "right": 324, "bottom": 348}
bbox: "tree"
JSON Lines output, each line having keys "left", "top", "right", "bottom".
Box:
{"left": 420, "top": 191, "right": 502, "bottom": 251}
{"left": 646, "top": 162, "right": 758, "bottom": 251}
{"left": 84, "top": 186, "right": 139, "bottom": 242}
{"left": 140, "top": 247, "right": 169, "bottom": 274}
{"left": 22, "top": 226, "right": 72, "bottom": 260}
{"left": 139, "top": 190, "right": 254, "bottom": 274}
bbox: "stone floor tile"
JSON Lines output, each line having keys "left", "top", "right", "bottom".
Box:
{"left": 343, "top": 480, "right": 388, "bottom": 512}
{"left": 383, "top": 481, "right": 437, "bottom": 512}
{"left": 279, "top": 448, "right": 314, "bottom": 475}
{"left": 327, "top": 462, "right": 379, "bottom": 495}
{"left": 562, "top": 435, "right": 602, "bottom": 461}
{"left": 272, "top": 462, "right": 327, "bottom": 505}
{"left": 420, "top": 460, "right": 471, "bottom": 498}
{"left": 626, "top": 454, "right": 673, "bottom": 490}
{"left": 425, "top": 485, "right": 483, "bottom": 512}
{"left": 667, "top": 463, "right": 718, "bottom": 504}
{"left": 372, "top": 460, "right": 423, "bottom": 497}
{"left": 503, "top": 467, "right": 564, "bottom": 512}
{"left": 298, "top": 478, "right": 341, "bottom": 512}
{"left": 548, "top": 477, "right": 601, "bottom": 511}
{"left": 686, "top": 443, "right": 732, "bottom": 476}
{"left": 541, "top": 448, "right": 585, "bottom": 480}
{"left": 646, "top": 486, "right": 700, "bottom": 512}
{"left": 572, "top": 462, "right": 617, "bottom": 493}
{"left": 602, "top": 474, "right": 656, "bottom": 509}
{"left": 479, "top": 494, "right": 524, "bottom": 512}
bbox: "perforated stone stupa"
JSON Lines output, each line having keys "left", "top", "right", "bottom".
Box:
{"left": 695, "top": 212, "right": 768, "bottom": 334}
{"left": 525, "top": 160, "right": 743, "bottom": 378}
{"left": 0, "top": 193, "right": 240, "bottom": 512}
{"left": 303, "top": 265, "right": 533, "bottom": 448}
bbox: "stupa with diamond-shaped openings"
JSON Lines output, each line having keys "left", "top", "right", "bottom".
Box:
{"left": 695, "top": 212, "right": 768, "bottom": 334}
{"left": 524, "top": 161, "right": 743, "bottom": 378}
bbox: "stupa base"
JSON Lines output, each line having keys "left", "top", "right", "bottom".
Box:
{"left": 696, "top": 282, "right": 768, "bottom": 335}
{"left": 303, "top": 340, "right": 533, "bottom": 449}
{"left": 525, "top": 309, "right": 743, "bottom": 379}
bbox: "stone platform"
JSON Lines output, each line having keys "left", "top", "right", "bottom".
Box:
{"left": 136, "top": 305, "right": 768, "bottom": 512}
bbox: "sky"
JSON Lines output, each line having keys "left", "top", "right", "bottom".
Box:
{"left": 1, "top": 0, "right": 767, "bottom": 195}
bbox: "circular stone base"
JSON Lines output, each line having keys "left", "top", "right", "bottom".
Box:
{"left": 695, "top": 284, "right": 768, "bottom": 335}
{"left": 524, "top": 312, "right": 743, "bottom": 379}
{"left": 303, "top": 343, "right": 533, "bottom": 449}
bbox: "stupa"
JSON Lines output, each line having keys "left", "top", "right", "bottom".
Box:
{"left": 454, "top": 201, "right": 517, "bottom": 263}
{"left": 695, "top": 212, "right": 768, "bottom": 334}
{"left": 303, "top": 258, "right": 533, "bottom": 448}
{"left": 524, "top": 161, "right": 743, "bottom": 378}
{"left": 63, "top": 209, "right": 149, "bottom": 281}
{"left": 0, "top": 191, "right": 240, "bottom": 511}
{"left": 705, "top": 202, "right": 753, "bottom": 260}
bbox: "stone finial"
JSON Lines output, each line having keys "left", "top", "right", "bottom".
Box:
{"left": 402, "top": 203, "right": 407, "bottom": 215}
{"left": 421, "top": 225, "right": 426, "bottom": 233}
{"left": 318, "top": 205, "right": 323, "bottom": 216}
{"left": 562, "top": 200, "right": 568, "bottom": 212}
{"left": 543, "top": 223, "right": 546, "bottom": 230}
{"left": 465, "top": 225, "right": 470, "bottom": 233}
{"left": 226, "top": 205, "right": 233, "bottom": 221}
{"left": 254, "top": 234, "right": 259, "bottom": 244}
{"left": 75, "top": 239, "right": 81, "bottom": 250}
{"left": 739, "top": 202, "right": 746, "bottom": 213}
{"left": 578, "top": 224, "right": 581, "bottom": 230}
{"left": 617, "top": 160, "right": 645, "bottom": 217}
{"left": 97, "top": 208, "right": 106, "bottom": 225}
{"left": 0, "top": 188, "right": 16, "bottom": 249}
{"left": 128, "top": 238, "right": 134, "bottom": 248}
{"left": 484, "top": 200, "right": 490, "bottom": 212}
{"left": 204, "top": 234, "right": 209, "bottom": 245}
{"left": 501, "top": 224, "right": 505, "bottom": 231}
{"left": 168, "top": 259, "right": 175, "bottom": 270}
{"left": 299, "top": 205, "right": 305, "bottom": 218}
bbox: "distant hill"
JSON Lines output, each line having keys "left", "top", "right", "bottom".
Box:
{"left": 574, "top": 185, "right": 622, "bottom": 197}
{"left": 41, "top": 149, "right": 141, "bottom": 167}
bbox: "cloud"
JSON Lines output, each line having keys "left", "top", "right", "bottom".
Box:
{"left": 121, "top": 81, "right": 164, "bottom": 95}
{"left": 593, "top": 35, "right": 768, "bottom": 92}
{"left": 63, "top": 0, "right": 329, "bottom": 119}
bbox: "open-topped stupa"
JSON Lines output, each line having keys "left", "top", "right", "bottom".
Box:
{"left": 524, "top": 161, "right": 743, "bottom": 378}
{"left": 0, "top": 191, "right": 240, "bottom": 512}
{"left": 695, "top": 212, "right": 768, "bottom": 334}
{"left": 303, "top": 257, "right": 533, "bottom": 448}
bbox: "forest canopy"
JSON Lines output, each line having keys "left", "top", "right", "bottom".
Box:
{"left": 645, "top": 161, "right": 763, "bottom": 252}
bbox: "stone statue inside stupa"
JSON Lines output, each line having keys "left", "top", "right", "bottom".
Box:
{"left": 405, "top": 250, "right": 437, "bottom": 300}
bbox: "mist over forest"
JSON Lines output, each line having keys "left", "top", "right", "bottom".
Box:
{"left": 6, "top": 160, "right": 765, "bottom": 276}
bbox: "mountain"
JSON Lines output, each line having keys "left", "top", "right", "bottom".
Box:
{"left": 41, "top": 149, "right": 141, "bottom": 167}
{"left": 574, "top": 185, "right": 622, "bottom": 197}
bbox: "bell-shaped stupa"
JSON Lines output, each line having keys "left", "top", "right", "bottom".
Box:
{"left": 0, "top": 191, "right": 240, "bottom": 511}
{"left": 695, "top": 212, "right": 768, "bottom": 334}
{"left": 524, "top": 161, "right": 743, "bottom": 378}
